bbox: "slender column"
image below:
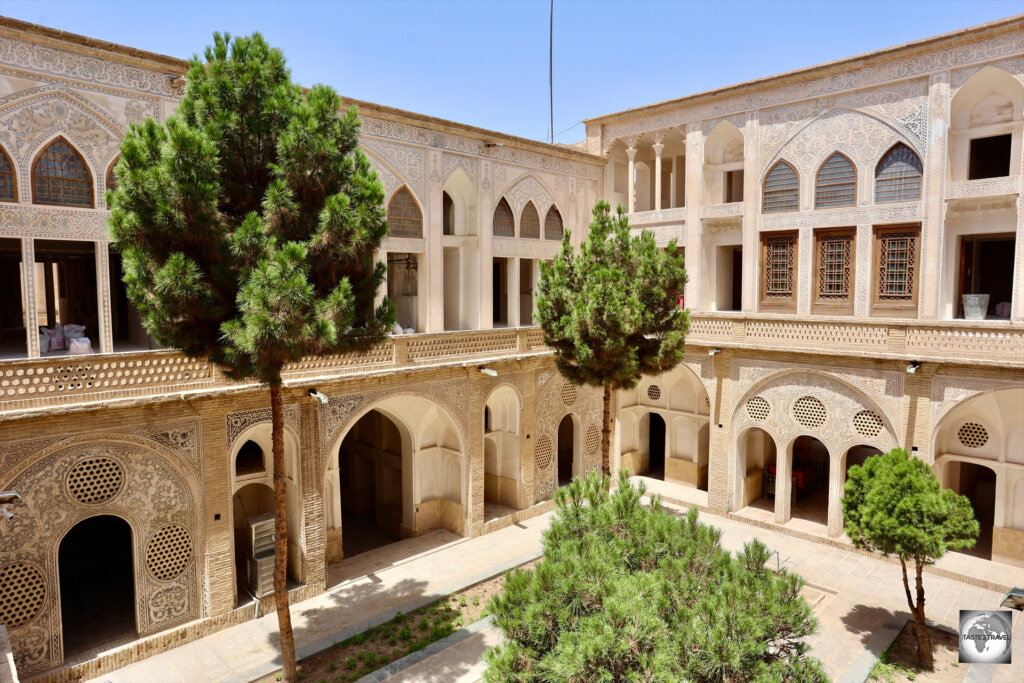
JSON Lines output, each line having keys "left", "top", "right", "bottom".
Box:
{"left": 21, "top": 238, "right": 39, "bottom": 358}
{"left": 479, "top": 160, "right": 494, "bottom": 329}
{"left": 797, "top": 228, "right": 812, "bottom": 315}
{"left": 1014, "top": 116, "right": 1024, "bottom": 321}
{"left": 43, "top": 260, "right": 55, "bottom": 327}
{"left": 826, "top": 455, "right": 844, "bottom": 537}
{"left": 95, "top": 241, "right": 113, "bottom": 354}
{"left": 920, "top": 71, "right": 950, "bottom": 320}
{"left": 684, "top": 124, "right": 702, "bottom": 310}
{"left": 374, "top": 249, "right": 388, "bottom": 313}
{"left": 426, "top": 149, "right": 445, "bottom": 332}
{"left": 626, "top": 145, "right": 638, "bottom": 214}
{"left": 652, "top": 142, "right": 665, "bottom": 211}
{"left": 741, "top": 111, "right": 758, "bottom": 312}
{"left": 774, "top": 437, "right": 792, "bottom": 524}
{"left": 854, "top": 225, "right": 872, "bottom": 317}
{"left": 508, "top": 257, "right": 520, "bottom": 328}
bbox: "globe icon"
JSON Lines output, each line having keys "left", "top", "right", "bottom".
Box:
{"left": 959, "top": 611, "right": 1012, "bottom": 663}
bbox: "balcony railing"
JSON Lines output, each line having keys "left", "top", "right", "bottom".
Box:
{"left": 945, "top": 175, "right": 1020, "bottom": 201}
{"left": 627, "top": 206, "right": 687, "bottom": 227}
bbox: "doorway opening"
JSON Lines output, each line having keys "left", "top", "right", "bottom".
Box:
{"left": 716, "top": 245, "right": 743, "bottom": 311}
{"left": 557, "top": 415, "right": 575, "bottom": 486}
{"left": 648, "top": 413, "right": 666, "bottom": 480}
{"left": 0, "top": 238, "right": 27, "bottom": 358}
{"left": 968, "top": 134, "right": 1011, "bottom": 179}
{"left": 947, "top": 461, "right": 996, "bottom": 560}
{"left": 492, "top": 258, "right": 508, "bottom": 327}
{"left": 738, "top": 427, "right": 776, "bottom": 515}
{"left": 789, "top": 436, "right": 830, "bottom": 526}
{"left": 957, "top": 233, "right": 1015, "bottom": 319}
{"left": 59, "top": 515, "right": 135, "bottom": 659}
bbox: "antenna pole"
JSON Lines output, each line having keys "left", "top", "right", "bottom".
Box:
{"left": 549, "top": 0, "right": 554, "bottom": 144}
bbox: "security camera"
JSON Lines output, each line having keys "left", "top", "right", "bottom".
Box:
{"left": 308, "top": 388, "right": 329, "bottom": 405}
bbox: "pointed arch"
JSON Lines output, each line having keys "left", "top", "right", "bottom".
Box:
{"left": 520, "top": 201, "right": 540, "bottom": 239}
{"left": 951, "top": 66, "right": 1023, "bottom": 130}
{"left": 814, "top": 152, "right": 856, "bottom": 208}
{"left": 31, "top": 136, "right": 93, "bottom": 207}
{"left": 106, "top": 154, "right": 120, "bottom": 194}
{"left": 544, "top": 205, "right": 563, "bottom": 241}
{"left": 0, "top": 144, "right": 15, "bottom": 202}
{"left": 875, "top": 143, "right": 922, "bottom": 203}
{"left": 493, "top": 197, "right": 515, "bottom": 237}
{"left": 704, "top": 119, "right": 744, "bottom": 165}
{"left": 387, "top": 185, "right": 422, "bottom": 238}
{"left": 762, "top": 160, "right": 798, "bottom": 213}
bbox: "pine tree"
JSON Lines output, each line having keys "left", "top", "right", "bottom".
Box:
{"left": 842, "top": 448, "right": 978, "bottom": 669}
{"left": 107, "top": 33, "right": 392, "bottom": 682}
{"left": 484, "top": 472, "right": 827, "bottom": 681}
{"left": 536, "top": 200, "right": 689, "bottom": 475}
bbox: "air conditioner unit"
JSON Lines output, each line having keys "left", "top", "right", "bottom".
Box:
{"left": 247, "top": 553, "right": 275, "bottom": 599}
{"left": 245, "top": 513, "right": 275, "bottom": 558}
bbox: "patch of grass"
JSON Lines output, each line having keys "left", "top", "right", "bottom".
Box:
{"left": 868, "top": 648, "right": 917, "bottom": 682}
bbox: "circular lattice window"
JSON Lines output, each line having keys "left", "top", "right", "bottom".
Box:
{"left": 646, "top": 385, "right": 662, "bottom": 401}
{"left": 560, "top": 383, "right": 578, "bottom": 407}
{"left": 746, "top": 397, "right": 770, "bottom": 421}
{"left": 958, "top": 422, "right": 988, "bottom": 449}
{"left": 535, "top": 435, "right": 553, "bottom": 470}
{"left": 585, "top": 425, "right": 601, "bottom": 455}
{"left": 66, "top": 456, "right": 124, "bottom": 504}
{"left": 146, "top": 525, "right": 193, "bottom": 582}
{"left": 793, "top": 396, "right": 826, "bottom": 429}
{"left": 853, "top": 410, "right": 883, "bottom": 438}
{"left": 0, "top": 563, "right": 46, "bottom": 628}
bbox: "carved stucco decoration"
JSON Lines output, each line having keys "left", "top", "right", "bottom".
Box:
{"left": 533, "top": 374, "right": 602, "bottom": 501}
{"left": 758, "top": 202, "right": 921, "bottom": 230}
{"left": 950, "top": 55, "right": 1024, "bottom": 89}
{"left": 492, "top": 237, "right": 561, "bottom": 259}
{"left": 0, "top": 433, "right": 202, "bottom": 675}
{"left": 225, "top": 406, "right": 300, "bottom": 451}
{"left": 681, "top": 353, "right": 715, "bottom": 405}
{"left": 0, "top": 203, "right": 110, "bottom": 240}
{"left": 702, "top": 114, "right": 745, "bottom": 136}
{"left": 929, "top": 375, "right": 1019, "bottom": 432}
{"left": 126, "top": 418, "right": 203, "bottom": 479}
{"left": 496, "top": 173, "right": 558, "bottom": 224}
{"left": 443, "top": 152, "right": 478, "bottom": 183}
{"left": 361, "top": 137, "right": 426, "bottom": 202}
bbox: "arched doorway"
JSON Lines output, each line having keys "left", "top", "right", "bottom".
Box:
{"left": 789, "top": 436, "right": 830, "bottom": 526}
{"left": 557, "top": 415, "right": 575, "bottom": 486}
{"left": 232, "top": 481, "right": 276, "bottom": 602}
{"left": 648, "top": 413, "right": 666, "bottom": 480}
{"left": 946, "top": 461, "right": 996, "bottom": 560}
{"left": 338, "top": 410, "right": 404, "bottom": 558}
{"left": 844, "top": 445, "right": 883, "bottom": 484}
{"left": 736, "top": 427, "right": 776, "bottom": 515}
{"left": 59, "top": 515, "right": 135, "bottom": 658}
{"left": 484, "top": 386, "right": 522, "bottom": 520}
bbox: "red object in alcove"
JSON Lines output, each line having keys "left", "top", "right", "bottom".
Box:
{"left": 677, "top": 294, "right": 685, "bottom": 310}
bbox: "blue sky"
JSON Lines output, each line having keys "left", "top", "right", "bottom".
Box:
{"left": 2, "top": 0, "right": 1021, "bottom": 142}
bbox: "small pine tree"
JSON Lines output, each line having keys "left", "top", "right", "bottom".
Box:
{"left": 842, "top": 448, "right": 978, "bottom": 669}
{"left": 484, "top": 472, "right": 827, "bottom": 681}
{"left": 107, "top": 33, "right": 392, "bottom": 682}
{"left": 536, "top": 201, "right": 688, "bottom": 475}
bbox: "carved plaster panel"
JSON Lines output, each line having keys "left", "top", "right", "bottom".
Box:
{"left": 0, "top": 203, "right": 110, "bottom": 240}
{"left": 225, "top": 406, "right": 300, "bottom": 450}
{"left": 950, "top": 55, "right": 1024, "bottom": 89}
{"left": 758, "top": 202, "right": 920, "bottom": 230}
{"left": 442, "top": 152, "right": 478, "bottom": 183}
{"left": 491, "top": 237, "right": 561, "bottom": 259}
{"left": 532, "top": 374, "right": 603, "bottom": 501}
{"left": 929, "top": 375, "right": 1019, "bottom": 429}
{"left": 361, "top": 137, "right": 426, "bottom": 202}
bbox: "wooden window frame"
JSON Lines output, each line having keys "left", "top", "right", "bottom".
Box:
{"left": 761, "top": 160, "right": 799, "bottom": 214}
{"left": 759, "top": 230, "right": 798, "bottom": 313}
{"left": 0, "top": 145, "right": 16, "bottom": 202}
{"left": 814, "top": 153, "right": 856, "bottom": 209}
{"left": 520, "top": 201, "right": 540, "bottom": 239}
{"left": 31, "top": 136, "right": 94, "bottom": 208}
{"left": 106, "top": 155, "right": 120, "bottom": 194}
{"left": 871, "top": 224, "right": 920, "bottom": 317}
{"left": 544, "top": 206, "right": 563, "bottom": 241}
{"left": 386, "top": 186, "right": 423, "bottom": 238}
{"left": 493, "top": 198, "right": 515, "bottom": 238}
{"left": 812, "top": 227, "right": 855, "bottom": 315}
{"left": 874, "top": 143, "right": 922, "bottom": 204}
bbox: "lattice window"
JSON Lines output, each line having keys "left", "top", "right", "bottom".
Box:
{"left": 762, "top": 160, "right": 798, "bottom": 213}
{"left": 520, "top": 202, "right": 540, "bottom": 239}
{"left": 647, "top": 385, "right": 662, "bottom": 401}
{"left": 793, "top": 396, "right": 826, "bottom": 429}
{"left": 32, "top": 137, "right": 93, "bottom": 207}
{"left": 958, "top": 422, "right": 988, "bottom": 449}
{"left": 877, "top": 231, "right": 917, "bottom": 301}
{"left": 560, "top": 383, "right": 578, "bottom": 406}
{"left": 815, "top": 153, "right": 856, "bottom": 208}
{"left": 493, "top": 198, "right": 515, "bottom": 237}
{"left": 853, "top": 410, "right": 883, "bottom": 438}
{"left": 818, "top": 233, "right": 852, "bottom": 299}
{"left": 545, "top": 206, "right": 563, "bottom": 241}
{"left": 0, "top": 146, "right": 15, "bottom": 202}
{"left": 585, "top": 425, "right": 601, "bottom": 455}
{"left": 763, "top": 234, "right": 795, "bottom": 298}
{"left": 66, "top": 456, "right": 124, "bottom": 504}
{"left": 536, "top": 435, "right": 553, "bottom": 469}
{"left": 387, "top": 186, "right": 422, "bottom": 238}
{"left": 875, "top": 144, "right": 922, "bottom": 203}
{"left": 146, "top": 525, "right": 193, "bottom": 581}
{"left": 0, "top": 563, "right": 46, "bottom": 628}
{"left": 746, "top": 396, "right": 770, "bottom": 421}
{"left": 106, "top": 155, "right": 119, "bottom": 193}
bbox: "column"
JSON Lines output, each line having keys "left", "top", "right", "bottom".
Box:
{"left": 43, "top": 259, "right": 55, "bottom": 327}
{"left": 741, "top": 111, "right": 759, "bottom": 312}
{"left": 854, "top": 225, "right": 872, "bottom": 316}
{"left": 626, "top": 145, "right": 638, "bottom": 214}
{"left": 826, "top": 455, "right": 844, "bottom": 537}
{"left": 652, "top": 141, "right": 664, "bottom": 211}
{"left": 1014, "top": 114, "right": 1024, "bottom": 321}
{"left": 479, "top": 159, "right": 494, "bottom": 329}
{"left": 95, "top": 241, "right": 114, "bottom": 353}
{"left": 508, "top": 256, "right": 520, "bottom": 328}
{"left": 797, "top": 228, "right": 812, "bottom": 315}
{"left": 919, "top": 71, "right": 950, "bottom": 320}
{"left": 774, "top": 437, "right": 793, "bottom": 524}
{"left": 684, "top": 124, "right": 702, "bottom": 311}
{"left": 426, "top": 149, "right": 445, "bottom": 332}
{"left": 20, "top": 238, "right": 39, "bottom": 358}
{"left": 374, "top": 248, "right": 387, "bottom": 312}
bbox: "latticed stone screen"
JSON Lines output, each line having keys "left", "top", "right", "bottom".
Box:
{"left": 875, "top": 143, "right": 922, "bottom": 203}
{"left": 146, "top": 525, "right": 193, "bottom": 582}
{"left": 0, "top": 563, "right": 46, "bottom": 628}
{"left": 814, "top": 153, "right": 856, "bottom": 208}
{"left": 544, "top": 207, "right": 563, "bottom": 240}
{"left": 585, "top": 425, "right": 601, "bottom": 455}
{"left": 646, "top": 385, "right": 662, "bottom": 401}
{"left": 493, "top": 198, "right": 515, "bottom": 237}
{"left": 958, "top": 422, "right": 988, "bottom": 449}
{"left": 520, "top": 202, "right": 540, "bottom": 239}
{"left": 535, "top": 435, "right": 553, "bottom": 469}
{"left": 746, "top": 396, "right": 770, "bottom": 421}
{"left": 793, "top": 396, "right": 826, "bottom": 429}
{"left": 852, "top": 410, "right": 883, "bottom": 438}
{"left": 762, "top": 160, "right": 798, "bottom": 213}
{"left": 32, "top": 137, "right": 93, "bottom": 207}
{"left": 387, "top": 186, "right": 422, "bottom": 238}
{"left": 560, "top": 383, "right": 577, "bottom": 406}
{"left": 66, "top": 456, "right": 124, "bottom": 504}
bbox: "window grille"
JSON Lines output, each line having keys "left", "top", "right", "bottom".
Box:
{"left": 585, "top": 425, "right": 601, "bottom": 455}
{"left": 560, "top": 382, "right": 577, "bottom": 406}
{"left": 0, "top": 147, "right": 15, "bottom": 201}
{"left": 762, "top": 160, "right": 798, "bottom": 213}
{"left": 0, "top": 563, "right": 46, "bottom": 628}
{"left": 746, "top": 396, "right": 770, "bottom": 421}
{"left": 493, "top": 198, "right": 515, "bottom": 237}
{"left": 764, "top": 234, "right": 795, "bottom": 297}
{"left": 146, "top": 525, "right": 193, "bottom": 582}
{"left": 875, "top": 144, "right": 922, "bottom": 203}
{"left": 106, "top": 156, "right": 119, "bottom": 193}
{"left": 877, "top": 231, "right": 917, "bottom": 300}
{"left": 958, "top": 422, "right": 988, "bottom": 449}
{"left": 545, "top": 206, "right": 563, "bottom": 240}
{"left": 66, "top": 456, "right": 124, "bottom": 504}
{"left": 815, "top": 153, "right": 856, "bottom": 208}
{"left": 386, "top": 186, "right": 422, "bottom": 238}
{"left": 793, "top": 396, "right": 826, "bottom": 429}
{"left": 818, "top": 233, "right": 852, "bottom": 299}
{"left": 32, "top": 137, "right": 93, "bottom": 207}
{"left": 646, "top": 385, "right": 662, "bottom": 401}
{"left": 520, "top": 202, "right": 540, "bottom": 239}
{"left": 535, "top": 435, "right": 553, "bottom": 469}
{"left": 853, "top": 410, "right": 883, "bottom": 438}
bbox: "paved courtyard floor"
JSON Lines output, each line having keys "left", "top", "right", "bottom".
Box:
{"left": 87, "top": 478, "right": 1022, "bottom": 683}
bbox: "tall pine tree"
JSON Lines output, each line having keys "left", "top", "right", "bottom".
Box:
{"left": 536, "top": 200, "right": 689, "bottom": 475}
{"left": 107, "top": 33, "right": 392, "bottom": 682}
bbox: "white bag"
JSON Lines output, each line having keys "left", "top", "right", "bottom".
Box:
{"left": 64, "top": 324, "right": 86, "bottom": 340}
{"left": 67, "top": 337, "right": 93, "bottom": 354}
{"left": 46, "top": 323, "right": 65, "bottom": 351}
{"left": 39, "top": 333, "right": 50, "bottom": 353}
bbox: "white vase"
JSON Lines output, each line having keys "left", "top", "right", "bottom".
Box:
{"left": 962, "top": 294, "right": 990, "bottom": 320}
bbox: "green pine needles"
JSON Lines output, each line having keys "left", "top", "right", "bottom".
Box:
{"left": 484, "top": 473, "right": 827, "bottom": 682}
{"left": 536, "top": 201, "right": 689, "bottom": 474}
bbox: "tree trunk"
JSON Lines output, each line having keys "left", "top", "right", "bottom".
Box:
{"left": 270, "top": 380, "right": 298, "bottom": 682}
{"left": 601, "top": 384, "right": 612, "bottom": 477}
{"left": 899, "top": 557, "right": 934, "bottom": 670}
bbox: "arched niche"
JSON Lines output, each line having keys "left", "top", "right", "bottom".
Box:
{"left": 703, "top": 120, "right": 745, "bottom": 205}
{"left": 948, "top": 67, "right": 1023, "bottom": 182}
{"left": 484, "top": 385, "right": 522, "bottom": 513}
{"left": 442, "top": 168, "right": 481, "bottom": 331}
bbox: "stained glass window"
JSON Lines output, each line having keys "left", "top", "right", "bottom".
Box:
{"left": 493, "top": 198, "right": 514, "bottom": 237}
{"left": 545, "top": 207, "right": 563, "bottom": 241}
{"left": 0, "top": 147, "right": 15, "bottom": 202}
{"left": 875, "top": 144, "right": 922, "bottom": 203}
{"left": 762, "top": 160, "right": 799, "bottom": 213}
{"left": 32, "top": 138, "right": 93, "bottom": 207}
{"left": 815, "top": 153, "right": 856, "bottom": 208}
{"left": 387, "top": 186, "right": 422, "bottom": 238}
{"left": 520, "top": 202, "right": 540, "bottom": 239}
